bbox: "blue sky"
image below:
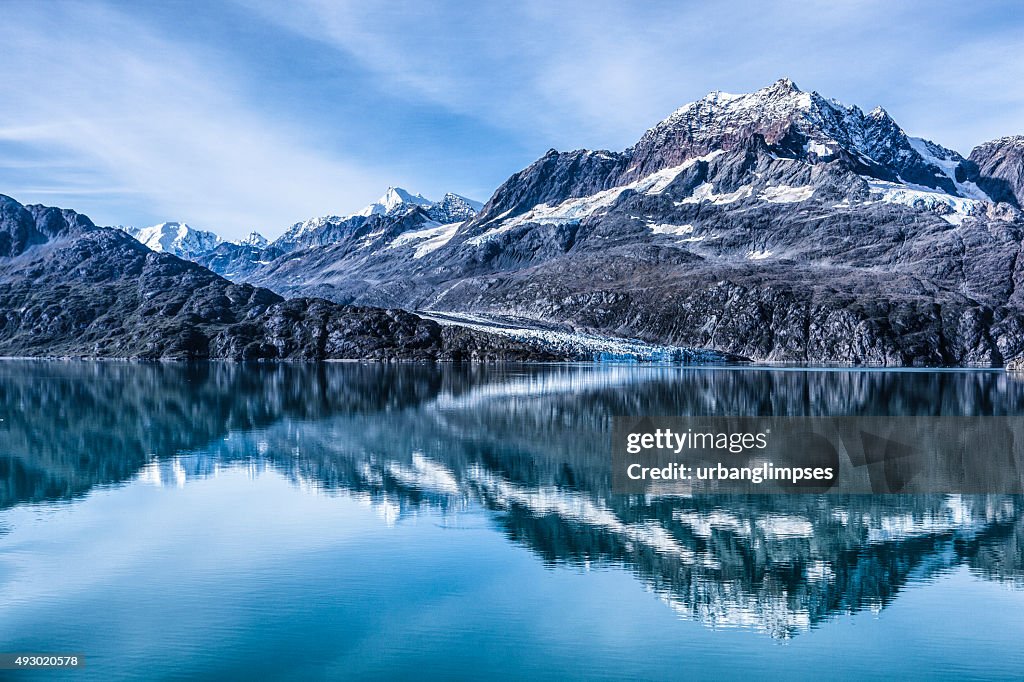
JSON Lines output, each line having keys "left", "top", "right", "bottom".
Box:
{"left": 1, "top": 1, "right": 1022, "bottom": 239}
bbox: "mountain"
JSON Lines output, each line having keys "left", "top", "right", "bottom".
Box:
{"left": 622, "top": 78, "right": 986, "bottom": 197}
{"left": 118, "top": 189, "right": 481, "bottom": 274}
{"left": 427, "top": 193, "right": 484, "bottom": 223}
{"left": 269, "top": 213, "right": 362, "bottom": 253}
{"left": 234, "top": 231, "right": 269, "bottom": 248}
{"left": 266, "top": 187, "right": 481, "bottom": 255}
{"left": 235, "top": 79, "right": 1024, "bottom": 366}
{"left": 120, "top": 221, "right": 222, "bottom": 260}
{"left": 469, "top": 78, "right": 992, "bottom": 226}
{"left": 194, "top": 240, "right": 286, "bottom": 281}
{"left": 198, "top": 187, "right": 484, "bottom": 280}
{"left": 969, "top": 136, "right": 1024, "bottom": 207}
{"left": 0, "top": 199, "right": 95, "bottom": 257}
{"left": 0, "top": 194, "right": 568, "bottom": 361}
{"left": 356, "top": 186, "right": 433, "bottom": 216}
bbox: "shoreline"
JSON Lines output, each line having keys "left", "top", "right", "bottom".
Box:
{"left": 0, "top": 355, "right": 1011, "bottom": 371}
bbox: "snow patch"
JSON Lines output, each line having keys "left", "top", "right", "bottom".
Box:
{"left": 908, "top": 137, "right": 991, "bottom": 201}
{"left": 678, "top": 182, "right": 752, "bottom": 205}
{"left": 865, "top": 179, "right": 982, "bottom": 224}
{"left": 648, "top": 221, "right": 694, "bottom": 236}
{"left": 386, "top": 221, "right": 462, "bottom": 258}
{"left": 467, "top": 151, "right": 724, "bottom": 245}
{"left": 806, "top": 141, "right": 833, "bottom": 157}
{"left": 358, "top": 229, "right": 386, "bottom": 248}
{"left": 760, "top": 185, "right": 815, "bottom": 203}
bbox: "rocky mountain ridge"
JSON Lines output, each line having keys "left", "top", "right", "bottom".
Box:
{"left": 193, "top": 187, "right": 483, "bottom": 279}
{"left": 116, "top": 187, "right": 483, "bottom": 276}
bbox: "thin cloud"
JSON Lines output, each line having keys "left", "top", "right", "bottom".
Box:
{"left": 245, "top": 0, "right": 1024, "bottom": 154}
{"left": 0, "top": 3, "right": 390, "bottom": 238}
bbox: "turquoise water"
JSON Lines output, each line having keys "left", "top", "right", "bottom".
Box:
{"left": 0, "top": 362, "right": 1022, "bottom": 680}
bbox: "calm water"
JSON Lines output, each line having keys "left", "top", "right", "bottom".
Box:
{"left": 1, "top": 362, "right": 1022, "bottom": 680}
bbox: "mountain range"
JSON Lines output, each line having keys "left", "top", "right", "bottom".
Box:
{"left": 0, "top": 194, "right": 573, "bottom": 360}
{"left": 119, "top": 222, "right": 223, "bottom": 260}
{"left": 4, "top": 78, "right": 1024, "bottom": 364}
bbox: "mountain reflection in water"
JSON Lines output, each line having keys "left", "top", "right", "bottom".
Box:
{"left": 0, "top": 361, "right": 1022, "bottom": 641}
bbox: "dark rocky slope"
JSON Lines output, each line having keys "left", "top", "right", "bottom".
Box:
{"left": 970, "top": 136, "right": 1024, "bottom": 207}
{"left": 0, "top": 195, "right": 564, "bottom": 361}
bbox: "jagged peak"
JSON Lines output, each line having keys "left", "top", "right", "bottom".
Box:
{"left": 119, "top": 220, "right": 221, "bottom": 257}
{"left": 436, "top": 192, "right": 483, "bottom": 210}
{"left": 127, "top": 221, "right": 217, "bottom": 237}
{"left": 233, "top": 231, "right": 268, "bottom": 248}
{"left": 975, "top": 135, "right": 1024, "bottom": 150}
{"left": 655, "top": 78, "right": 820, "bottom": 131}
{"left": 427, "top": 192, "right": 483, "bottom": 223}
{"left": 356, "top": 186, "right": 433, "bottom": 217}
{"left": 767, "top": 76, "right": 801, "bottom": 93}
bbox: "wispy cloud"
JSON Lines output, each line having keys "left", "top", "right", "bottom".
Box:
{"left": 244, "top": 0, "right": 1024, "bottom": 153}
{"left": 0, "top": 2, "right": 389, "bottom": 237}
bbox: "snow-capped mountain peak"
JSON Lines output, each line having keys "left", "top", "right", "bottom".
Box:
{"left": 356, "top": 186, "right": 433, "bottom": 217}
{"left": 350, "top": 187, "right": 483, "bottom": 223}
{"left": 120, "top": 221, "right": 221, "bottom": 259}
{"left": 427, "top": 193, "right": 484, "bottom": 223}
{"left": 233, "top": 231, "right": 269, "bottom": 248}
{"left": 623, "top": 78, "right": 981, "bottom": 197}
{"left": 261, "top": 189, "right": 483, "bottom": 255}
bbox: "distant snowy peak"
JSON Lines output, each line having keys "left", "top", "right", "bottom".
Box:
{"left": 356, "top": 186, "right": 433, "bottom": 217}
{"left": 233, "top": 231, "right": 268, "bottom": 248}
{"left": 121, "top": 222, "right": 221, "bottom": 259}
{"left": 263, "top": 188, "right": 482, "bottom": 255}
{"left": 273, "top": 214, "right": 354, "bottom": 251}
{"left": 354, "top": 187, "right": 482, "bottom": 221}
{"left": 427, "top": 193, "right": 484, "bottom": 223}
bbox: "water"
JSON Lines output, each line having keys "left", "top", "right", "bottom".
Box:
{"left": 0, "top": 361, "right": 1022, "bottom": 680}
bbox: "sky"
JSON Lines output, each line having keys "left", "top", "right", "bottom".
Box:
{"left": 1, "top": 1, "right": 1022, "bottom": 240}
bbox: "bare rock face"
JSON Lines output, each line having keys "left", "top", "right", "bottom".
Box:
{"left": 1, "top": 195, "right": 96, "bottom": 257}
{"left": 970, "top": 136, "right": 1024, "bottom": 207}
